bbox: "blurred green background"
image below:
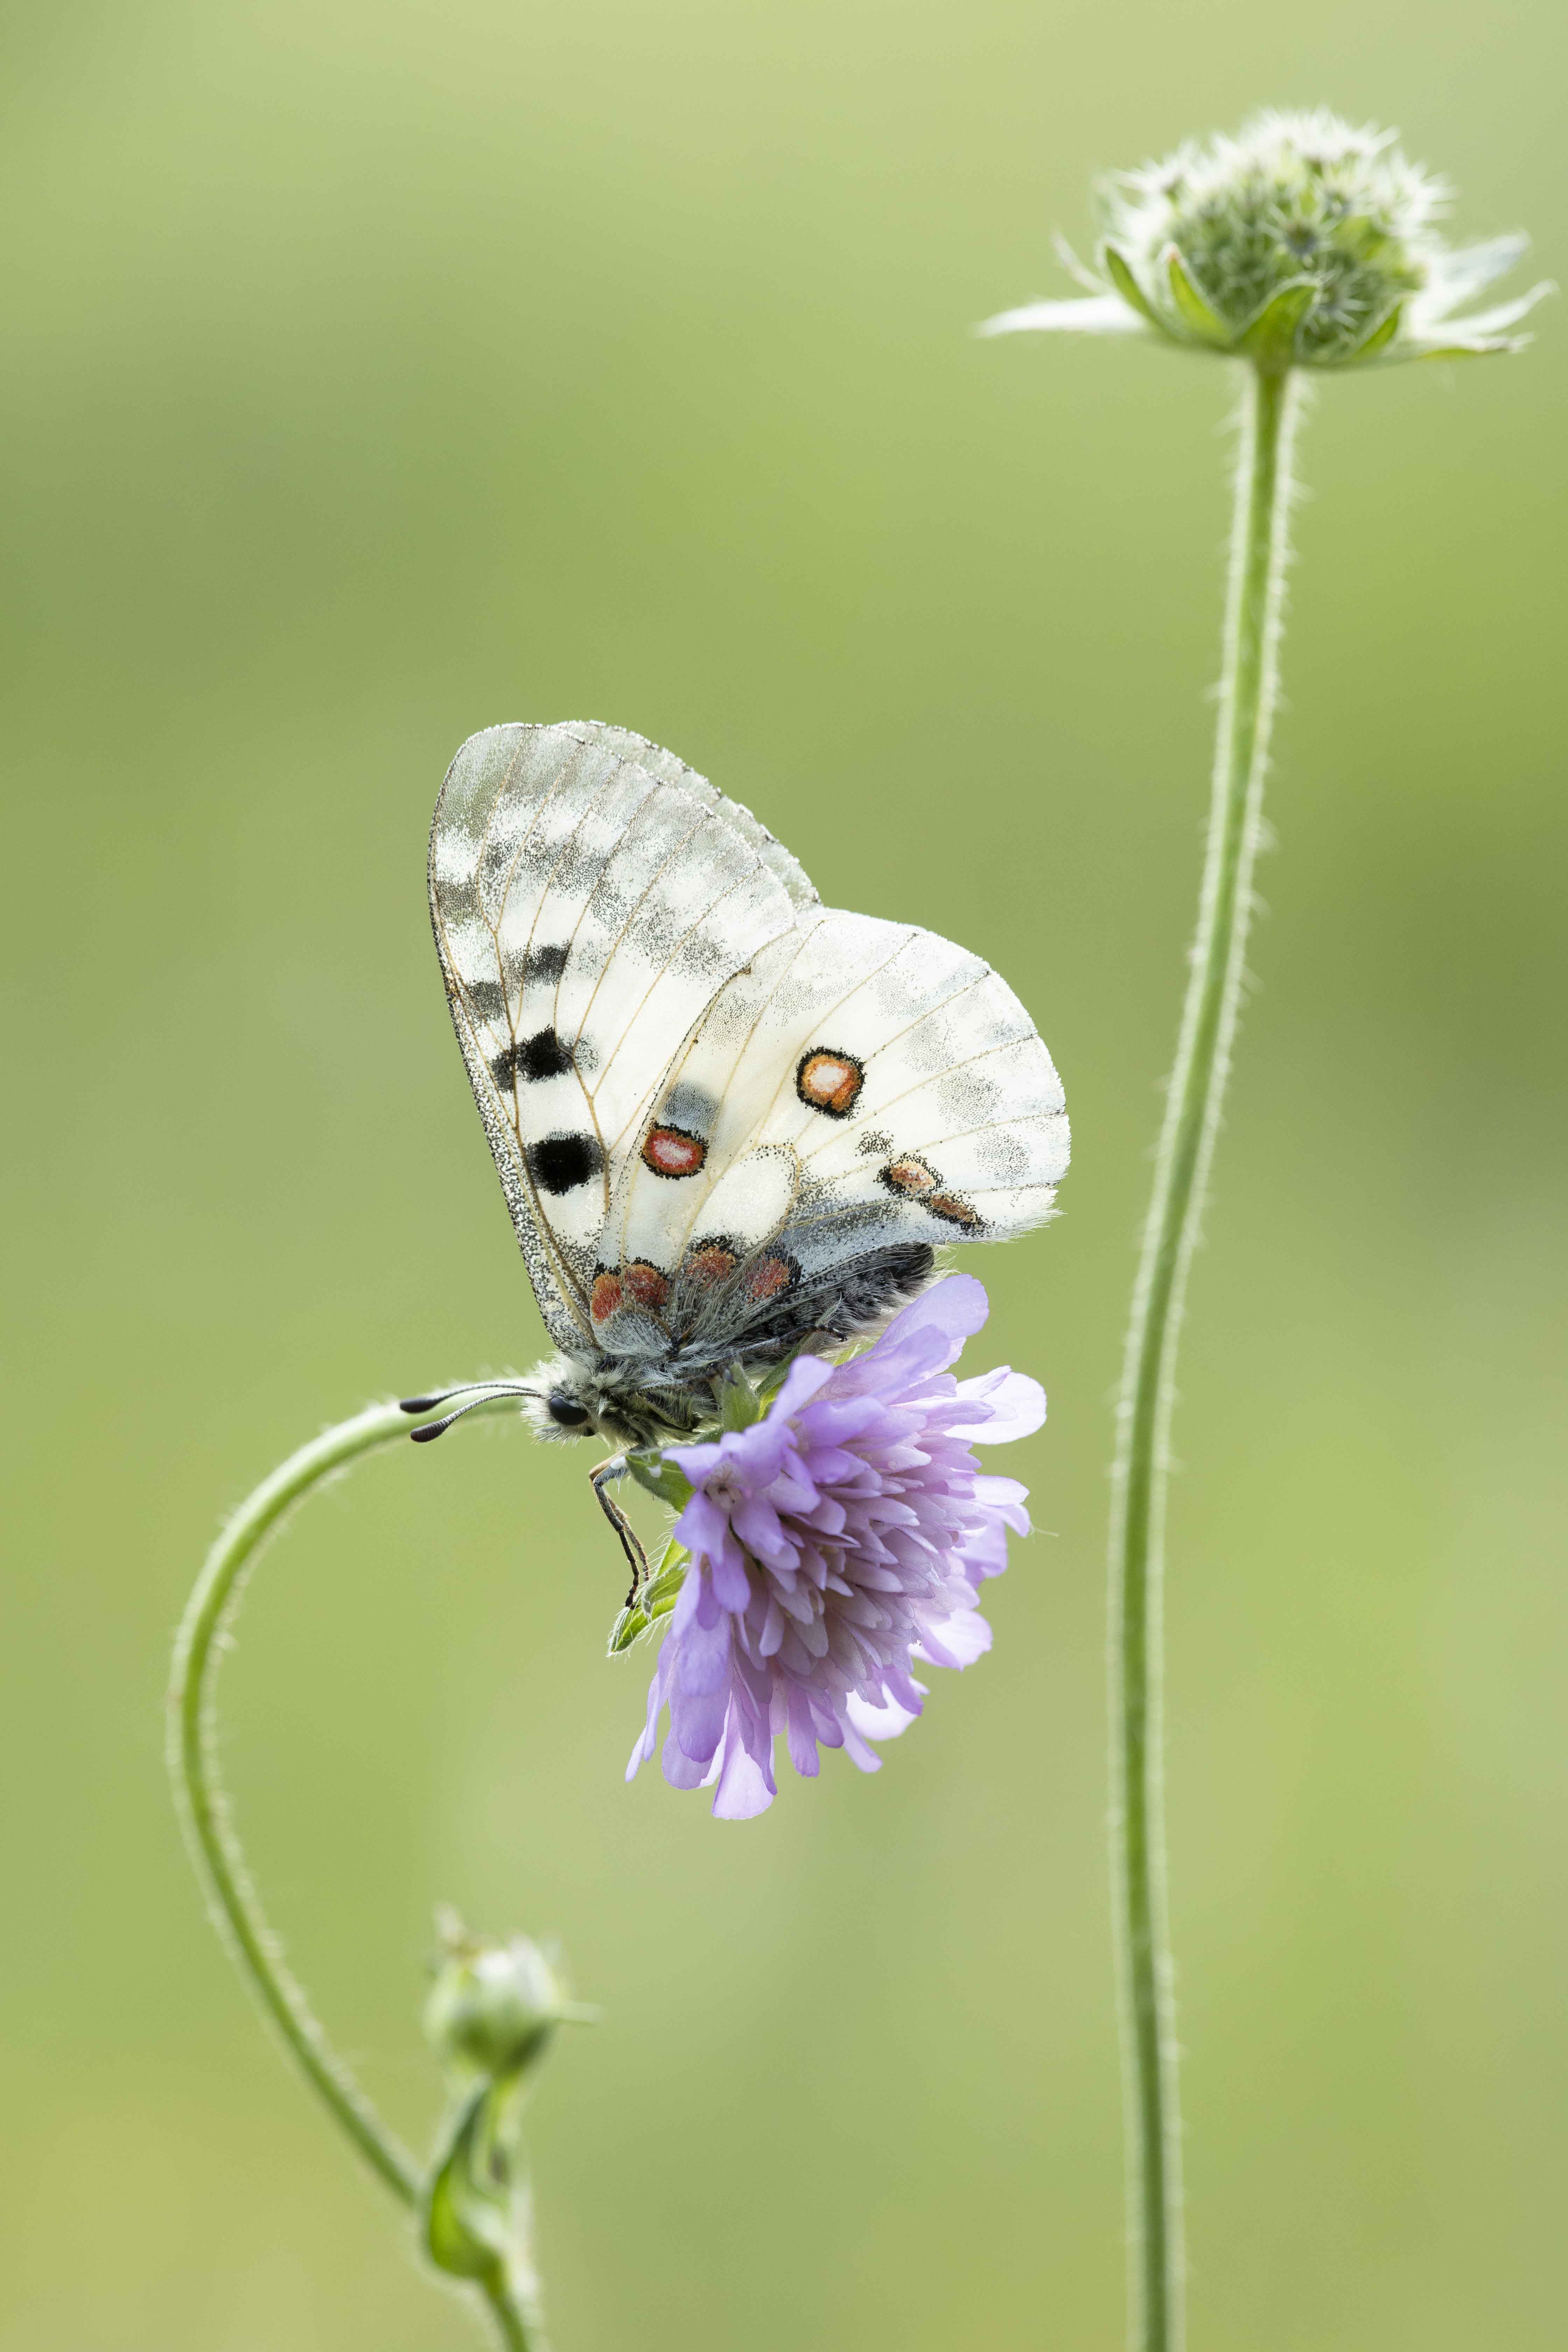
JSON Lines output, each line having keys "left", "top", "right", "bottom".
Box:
{"left": 5, "top": 1, "right": 1564, "bottom": 2345}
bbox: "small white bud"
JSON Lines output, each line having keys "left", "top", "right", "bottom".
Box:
{"left": 424, "top": 1911, "right": 582, "bottom": 2079}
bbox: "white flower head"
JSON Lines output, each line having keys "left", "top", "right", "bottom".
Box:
{"left": 982, "top": 109, "right": 1549, "bottom": 370}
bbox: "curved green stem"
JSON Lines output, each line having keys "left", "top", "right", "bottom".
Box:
{"left": 1108, "top": 362, "right": 1302, "bottom": 2352}
{"left": 482, "top": 2280, "right": 539, "bottom": 2351}
{"left": 166, "top": 1392, "right": 536, "bottom": 2348}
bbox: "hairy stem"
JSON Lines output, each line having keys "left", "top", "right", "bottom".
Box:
{"left": 1107, "top": 362, "right": 1301, "bottom": 2352}
{"left": 484, "top": 2280, "right": 540, "bottom": 2351}
{"left": 167, "top": 1393, "right": 534, "bottom": 2349}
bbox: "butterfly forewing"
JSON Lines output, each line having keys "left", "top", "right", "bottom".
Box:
{"left": 429, "top": 722, "right": 811, "bottom": 1342}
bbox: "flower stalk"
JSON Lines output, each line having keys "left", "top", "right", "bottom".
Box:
{"left": 167, "top": 1393, "right": 547, "bottom": 2351}
{"left": 1107, "top": 359, "right": 1300, "bottom": 2352}
{"left": 982, "top": 110, "right": 1540, "bottom": 2351}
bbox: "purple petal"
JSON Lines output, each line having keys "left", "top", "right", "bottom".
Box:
{"left": 844, "top": 1689, "right": 921, "bottom": 1741}
{"left": 913, "top": 1606, "right": 992, "bottom": 1671}
{"left": 972, "top": 1472, "right": 1031, "bottom": 1534}
{"left": 840, "top": 1721, "right": 883, "bottom": 1774}
{"left": 712, "top": 1738, "right": 776, "bottom": 1819}
{"left": 675, "top": 1607, "right": 733, "bottom": 1695}
{"left": 784, "top": 1686, "right": 821, "bottom": 1776}
{"left": 670, "top": 1678, "right": 731, "bottom": 1765}
{"left": 733, "top": 1498, "right": 796, "bottom": 1570}
{"left": 667, "top": 1438, "right": 724, "bottom": 1485}
{"left": 771, "top": 1353, "right": 835, "bottom": 1419}
{"left": 708, "top": 1542, "right": 752, "bottom": 1613}
{"left": 820, "top": 1278, "right": 987, "bottom": 1400}
{"left": 948, "top": 1368, "right": 1048, "bottom": 1443}
{"left": 661, "top": 1728, "right": 716, "bottom": 1789}
{"left": 674, "top": 1492, "right": 736, "bottom": 1567}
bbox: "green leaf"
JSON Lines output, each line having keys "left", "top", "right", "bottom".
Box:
{"left": 606, "top": 1538, "right": 688, "bottom": 1654}
{"left": 717, "top": 1362, "right": 762, "bottom": 1431}
{"left": 606, "top": 1603, "right": 649, "bottom": 1655}
{"left": 1100, "top": 241, "right": 1161, "bottom": 328}
{"left": 1161, "top": 245, "right": 1228, "bottom": 343}
{"left": 643, "top": 1538, "right": 688, "bottom": 1615}
{"left": 1236, "top": 276, "right": 1315, "bottom": 365}
{"left": 625, "top": 1449, "right": 694, "bottom": 1509}
{"left": 423, "top": 2085, "right": 519, "bottom": 2284}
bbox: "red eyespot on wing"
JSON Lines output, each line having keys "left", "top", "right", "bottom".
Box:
{"left": 795, "top": 1049, "right": 864, "bottom": 1118}
{"left": 927, "top": 1192, "right": 985, "bottom": 1231}
{"left": 685, "top": 1244, "right": 738, "bottom": 1289}
{"left": 590, "top": 1272, "right": 623, "bottom": 1322}
{"left": 746, "top": 1253, "right": 797, "bottom": 1302}
{"left": 623, "top": 1260, "right": 670, "bottom": 1311}
{"left": 881, "top": 1155, "right": 938, "bottom": 1197}
{"left": 642, "top": 1124, "right": 708, "bottom": 1178}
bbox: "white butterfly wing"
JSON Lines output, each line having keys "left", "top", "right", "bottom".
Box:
{"left": 601, "top": 905, "right": 1068, "bottom": 1358}
{"left": 429, "top": 721, "right": 816, "bottom": 1350}
{"left": 431, "top": 720, "right": 1068, "bottom": 1378}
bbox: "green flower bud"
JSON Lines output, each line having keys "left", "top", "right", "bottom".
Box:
{"left": 423, "top": 1914, "right": 572, "bottom": 2079}
{"left": 981, "top": 109, "right": 1548, "bottom": 371}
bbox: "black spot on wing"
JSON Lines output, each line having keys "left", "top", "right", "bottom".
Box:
{"left": 659, "top": 1080, "right": 720, "bottom": 1133}
{"left": 463, "top": 978, "right": 508, "bottom": 1021}
{"left": 525, "top": 943, "right": 570, "bottom": 987}
{"left": 526, "top": 1133, "right": 604, "bottom": 1195}
{"left": 491, "top": 1028, "right": 574, "bottom": 1086}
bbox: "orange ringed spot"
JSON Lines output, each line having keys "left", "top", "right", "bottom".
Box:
{"left": 590, "top": 1271, "right": 624, "bottom": 1322}
{"left": 796, "top": 1049, "right": 864, "bottom": 1118}
{"left": 686, "top": 1245, "right": 738, "bottom": 1289}
{"left": 927, "top": 1191, "right": 984, "bottom": 1231}
{"left": 642, "top": 1124, "right": 707, "bottom": 1178}
{"left": 883, "top": 1155, "right": 938, "bottom": 1197}
{"left": 623, "top": 1260, "right": 670, "bottom": 1311}
{"left": 746, "top": 1254, "right": 796, "bottom": 1302}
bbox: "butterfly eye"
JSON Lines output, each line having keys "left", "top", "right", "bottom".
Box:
{"left": 547, "top": 1390, "right": 591, "bottom": 1429}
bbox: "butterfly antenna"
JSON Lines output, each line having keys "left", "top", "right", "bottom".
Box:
{"left": 402, "top": 1381, "right": 537, "bottom": 1442}
{"left": 399, "top": 1378, "right": 534, "bottom": 1415}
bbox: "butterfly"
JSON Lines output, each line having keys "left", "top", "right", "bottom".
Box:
{"left": 402, "top": 720, "right": 1069, "bottom": 1594}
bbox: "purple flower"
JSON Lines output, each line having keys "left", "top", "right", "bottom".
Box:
{"left": 625, "top": 1275, "right": 1044, "bottom": 1819}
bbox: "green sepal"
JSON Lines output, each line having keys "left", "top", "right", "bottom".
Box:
{"left": 422, "top": 2078, "right": 531, "bottom": 2288}
{"left": 1236, "top": 275, "right": 1316, "bottom": 365}
{"left": 607, "top": 1536, "right": 688, "bottom": 1654}
{"left": 625, "top": 1449, "right": 694, "bottom": 1510}
{"left": 717, "top": 1362, "right": 762, "bottom": 1431}
{"left": 1332, "top": 299, "right": 1404, "bottom": 365}
{"left": 1100, "top": 241, "right": 1162, "bottom": 328}
{"left": 1411, "top": 337, "right": 1506, "bottom": 363}
{"left": 1161, "top": 244, "right": 1229, "bottom": 344}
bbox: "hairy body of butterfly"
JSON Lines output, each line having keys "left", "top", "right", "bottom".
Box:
{"left": 413, "top": 720, "right": 1069, "bottom": 1576}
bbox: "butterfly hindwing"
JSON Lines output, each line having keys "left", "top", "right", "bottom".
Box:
{"left": 593, "top": 906, "right": 1068, "bottom": 1363}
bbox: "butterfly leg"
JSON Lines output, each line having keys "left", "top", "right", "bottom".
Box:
{"left": 589, "top": 1456, "right": 651, "bottom": 1612}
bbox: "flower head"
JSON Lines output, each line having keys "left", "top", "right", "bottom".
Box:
{"left": 981, "top": 109, "right": 1548, "bottom": 370}
{"left": 625, "top": 1275, "right": 1044, "bottom": 1819}
{"left": 424, "top": 1912, "right": 578, "bottom": 2079}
